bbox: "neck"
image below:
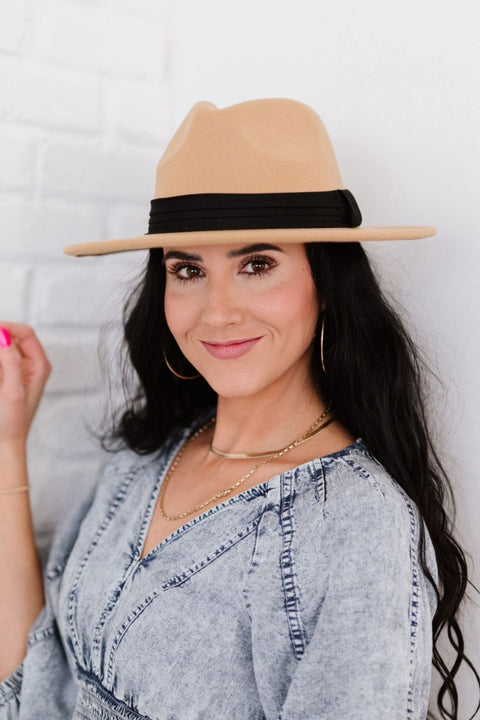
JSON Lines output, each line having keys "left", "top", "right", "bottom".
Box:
{"left": 208, "top": 367, "right": 327, "bottom": 456}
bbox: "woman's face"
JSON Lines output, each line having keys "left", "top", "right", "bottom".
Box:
{"left": 163, "top": 242, "right": 320, "bottom": 399}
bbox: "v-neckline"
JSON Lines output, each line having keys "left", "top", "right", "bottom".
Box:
{"left": 133, "top": 411, "right": 366, "bottom": 566}
{"left": 135, "top": 425, "right": 275, "bottom": 564}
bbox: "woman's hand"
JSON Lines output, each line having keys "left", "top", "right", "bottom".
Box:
{"left": 0, "top": 322, "right": 52, "bottom": 450}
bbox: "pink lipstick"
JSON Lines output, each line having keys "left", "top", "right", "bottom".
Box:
{"left": 201, "top": 337, "right": 262, "bottom": 359}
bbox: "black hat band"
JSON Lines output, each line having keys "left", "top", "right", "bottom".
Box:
{"left": 146, "top": 189, "right": 362, "bottom": 234}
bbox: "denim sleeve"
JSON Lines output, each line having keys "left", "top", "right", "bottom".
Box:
{"left": 280, "top": 488, "right": 432, "bottom": 720}
{"left": 0, "top": 465, "right": 105, "bottom": 720}
{"left": 273, "top": 476, "right": 437, "bottom": 719}
{"left": 0, "top": 604, "right": 79, "bottom": 720}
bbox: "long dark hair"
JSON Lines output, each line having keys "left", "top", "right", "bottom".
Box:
{"left": 94, "top": 242, "right": 480, "bottom": 720}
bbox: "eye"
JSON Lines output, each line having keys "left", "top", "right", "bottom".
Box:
{"left": 167, "top": 262, "right": 204, "bottom": 283}
{"left": 240, "top": 254, "right": 277, "bottom": 277}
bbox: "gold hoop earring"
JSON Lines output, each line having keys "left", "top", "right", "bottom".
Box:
{"left": 320, "top": 313, "right": 326, "bottom": 374}
{"left": 163, "top": 351, "right": 200, "bottom": 380}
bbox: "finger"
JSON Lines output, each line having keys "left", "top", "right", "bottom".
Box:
{"left": 0, "top": 327, "right": 12, "bottom": 348}
{"left": 0, "top": 329, "right": 27, "bottom": 401}
{"left": 0, "top": 322, "right": 52, "bottom": 373}
{"left": 0, "top": 321, "right": 34, "bottom": 337}
{"left": 0, "top": 324, "right": 51, "bottom": 405}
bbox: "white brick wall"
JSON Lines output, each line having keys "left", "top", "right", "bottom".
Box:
{"left": 0, "top": 127, "right": 35, "bottom": 191}
{"left": 0, "top": 0, "right": 172, "bottom": 551}
{"left": 0, "top": 0, "right": 29, "bottom": 54}
{"left": 40, "top": 141, "right": 155, "bottom": 200}
{"left": 35, "top": 1, "right": 169, "bottom": 78}
{"left": 0, "top": 58, "right": 103, "bottom": 131}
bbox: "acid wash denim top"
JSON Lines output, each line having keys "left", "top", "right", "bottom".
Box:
{"left": 0, "top": 406, "right": 439, "bottom": 720}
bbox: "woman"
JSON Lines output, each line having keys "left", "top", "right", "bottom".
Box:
{"left": 0, "top": 98, "right": 478, "bottom": 719}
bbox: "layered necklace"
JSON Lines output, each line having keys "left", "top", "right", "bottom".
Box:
{"left": 158, "top": 406, "right": 334, "bottom": 522}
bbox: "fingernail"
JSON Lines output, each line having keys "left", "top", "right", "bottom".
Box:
{"left": 0, "top": 328, "right": 12, "bottom": 347}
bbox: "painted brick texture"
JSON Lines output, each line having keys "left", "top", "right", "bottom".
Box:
{"left": 0, "top": 0, "right": 172, "bottom": 550}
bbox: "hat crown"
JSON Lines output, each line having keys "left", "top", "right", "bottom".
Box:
{"left": 154, "top": 98, "right": 343, "bottom": 197}
{"left": 62, "top": 96, "right": 437, "bottom": 257}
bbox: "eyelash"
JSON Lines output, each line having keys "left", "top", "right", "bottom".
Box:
{"left": 166, "top": 254, "right": 278, "bottom": 284}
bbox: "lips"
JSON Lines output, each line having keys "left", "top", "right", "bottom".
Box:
{"left": 201, "top": 336, "right": 262, "bottom": 359}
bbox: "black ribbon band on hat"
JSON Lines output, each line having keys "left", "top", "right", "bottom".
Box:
{"left": 146, "top": 189, "right": 362, "bottom": 234}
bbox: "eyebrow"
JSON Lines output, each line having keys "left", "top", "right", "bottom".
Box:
{"left": 162, "top": 243, "right": 285, "bottom": 264}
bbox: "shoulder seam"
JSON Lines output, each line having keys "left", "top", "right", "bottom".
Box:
{"left": 326, "top": 455, "right": 388, "bottom": 500}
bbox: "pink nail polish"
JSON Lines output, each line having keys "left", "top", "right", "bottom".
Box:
{"left": 0, "top": 328, "right": 12, "bottom": 347}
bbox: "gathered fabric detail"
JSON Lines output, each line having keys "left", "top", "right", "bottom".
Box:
{"left": 73, "top": 668, "right": 150, "bottom": 720}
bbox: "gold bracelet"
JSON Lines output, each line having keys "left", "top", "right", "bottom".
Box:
{"left": 0, "top": 485, "right": 30, "bottom": 495}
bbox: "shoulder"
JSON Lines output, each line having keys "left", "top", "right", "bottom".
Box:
{"left": 289, "top": 439, "right": 413, "bottom": 527}
{"left": 294, "top": 439, "right": 423, "bottom": 533}
{"left": 271, "top": 439, "right": 421, "bottom": 564}
{"left": 288, "top": 439, "right": 439, "bottom": 613}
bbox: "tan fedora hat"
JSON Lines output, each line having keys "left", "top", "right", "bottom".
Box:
{"left": 63, "top": 98, "right": 436, "bottom": 257}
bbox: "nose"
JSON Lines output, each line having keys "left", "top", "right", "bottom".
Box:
{"left": 201, "top": 276, "right": 245, "bottom": 328}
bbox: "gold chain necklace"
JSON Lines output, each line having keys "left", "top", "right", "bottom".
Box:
{"left": 210, "top": 404, "right": 332, "bottom": 458}
{"left": 158, "top": 412, "right": 335, "bottom": 521}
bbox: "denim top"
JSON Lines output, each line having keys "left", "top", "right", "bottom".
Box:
{"left": 0, "top": 407, "right": 439, "bottom": 719}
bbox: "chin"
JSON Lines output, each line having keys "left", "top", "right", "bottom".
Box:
{"left": 201, "top": 368, "right": 271, "bottom": 399}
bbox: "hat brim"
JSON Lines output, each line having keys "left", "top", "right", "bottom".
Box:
{"left": 63, "top": 225, "right": 437, "bottom": 257}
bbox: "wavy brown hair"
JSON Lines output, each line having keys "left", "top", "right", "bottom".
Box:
{"left": 94, "top": 242, "right": 480, "bottom": 720}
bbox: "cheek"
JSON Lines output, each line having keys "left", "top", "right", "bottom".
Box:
{"left": 164, "top": 288, "right": 196, "bottom": 337}
{"left": 260, "top": 274, "right": 318, "bottom": 336}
